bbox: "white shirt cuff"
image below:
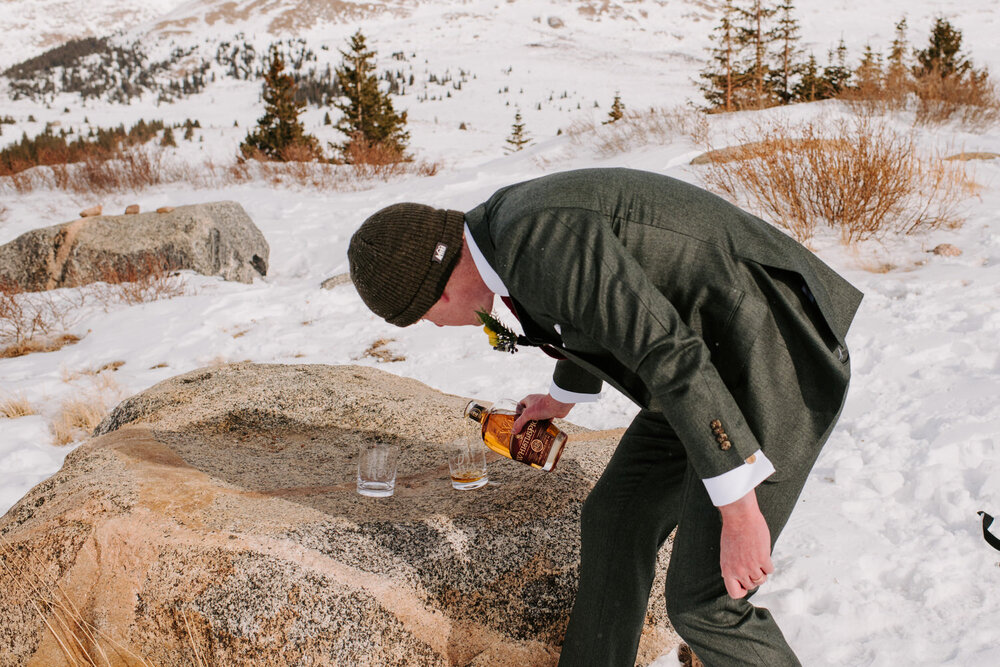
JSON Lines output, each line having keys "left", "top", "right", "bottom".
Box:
{"left": 701, "top": 450, "right": 775, "bottom": 506}
{"left": 548, "top": 380, "right": 601, "bottom": 404}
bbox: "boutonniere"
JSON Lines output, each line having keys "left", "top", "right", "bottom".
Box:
{"left": 476, "top": 310, "right": 526, "bottom": 354}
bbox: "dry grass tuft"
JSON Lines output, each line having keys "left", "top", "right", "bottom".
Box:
{"left": 50, "top": 394, "right": 111, "bottom": 446}
{"left": 696, "top": 117, "right": 977, "bottom": 244}
{"left": 62, "top": 360, "right": 125, "bottom": 383}
{"left": 1, "top": 334, "right": 82, "bottom": 359}
{"left": 0, "top": 534, "right": 156, "bottom": 666}
{"left": 0, "top": 393, "right": 36, "bottom": 418}
{"left": 563, "top": 106, "right": 709, "bottom": 157}
{"left": 362, "top": 338, "right": 405, "bottom": 363}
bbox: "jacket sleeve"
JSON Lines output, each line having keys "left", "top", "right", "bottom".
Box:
{"left": 493, "top": 207, "right": 763, "bottom": 482}
{"left": 551, "top": 359, "right": 603, "bottom": 403}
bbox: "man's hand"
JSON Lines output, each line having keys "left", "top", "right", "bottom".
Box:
{"left": 719, "top": 489, "right": 773, "bottom": 599}
{"left": 512, "top": 394, "right": 574, "bottom": 434}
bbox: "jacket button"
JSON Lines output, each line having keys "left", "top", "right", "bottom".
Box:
{"left": 710, "top": 419, "right": 722, "bottom": 429}
{"left": 720, "top": 440, "right": 732, "bottom": 451}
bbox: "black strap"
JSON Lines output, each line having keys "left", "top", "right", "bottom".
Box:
{"left": 978, "top": 511, "right": 1000, "bottom": 551}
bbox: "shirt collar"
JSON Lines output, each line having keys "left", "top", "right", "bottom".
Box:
{"left": 464, "top": 222, "right": 508, "bottom": 297}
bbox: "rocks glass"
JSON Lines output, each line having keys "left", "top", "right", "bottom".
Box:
{"left": 447, "top": 434, "right": 489, "bottom": 490}
{"left": 357, "top": 441, "right": 399, "bottom": 497}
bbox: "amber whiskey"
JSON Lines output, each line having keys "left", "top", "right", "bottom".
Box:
{"left": 464, "top": 399, "right": 567, "bottom": 471}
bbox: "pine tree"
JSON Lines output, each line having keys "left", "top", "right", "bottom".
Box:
{"left": 333, "top": 30, "right": 409, "bottom": 161}
{"left": 914, "top": 17, "right": 971, "bottom": 80}
{"left": 699, "top": 0, "right": 745, "bottom": 111}
{"left": 792, "top": 53, "right": 822, "bottom": 102}
{"left": 504, "top": 110, "right": 531, "bottom": 153}
{"left": 603, "top": 92, "right": 625, "bottom": 124}
{"left": 737, "top": 0, "right": 778, "bottom": 109}
{"left": 854, "top": 44, "right": 884, "bottom": 92}
{"left": 820, "top": 39, "right": 852, "bottom": 97}
{"left": 884, "top": 16, "right": 912, "bottom": 95}
{"left": 160, "top": 126, "right": 176, "bottom": 147}
{"left": 769, "top": 0, "right": 803, "bottom": 104}
{"left": 240, "top": 49, "right": 321, "bottom": 161}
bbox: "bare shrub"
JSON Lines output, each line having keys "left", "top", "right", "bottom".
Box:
{"left": 2, "top": 146, "right": 438, "bottom": 196}
{"left": 698, "top": 118, "right": 977, "bottom": 243}
{"left": 565, "top": 106, "right": 708, "bottom": 157}
{"left": 0, "top": 146, "right": 183, "bottom": 196}
{"left": 0, "top": 254, "right": 181, "bottom": 358}
{"left": 842, "top": 66, "right": 1000, "bottom": 132}
{"left": 0, "top": 393, "right": 35, "bottom": 418}
{"left": 90, "top": 254, "right": 185, "bottom": 308}
{"left": 0, "top": 281, "right": 85, "bottom": 357}
{"left": 913, "top": 68, "right": 1000, "bottom": 130}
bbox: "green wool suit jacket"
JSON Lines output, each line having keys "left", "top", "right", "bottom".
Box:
{"left": 465, "top": 168, "right": 863, "bottom": 483}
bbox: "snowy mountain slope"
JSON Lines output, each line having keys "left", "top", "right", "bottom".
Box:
{"left": 0, "top": 0, "right": 187, "bottom": 71}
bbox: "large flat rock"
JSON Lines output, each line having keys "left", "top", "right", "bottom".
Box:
{"left": 0, "top": 363, "right": 677, "bottom": 665}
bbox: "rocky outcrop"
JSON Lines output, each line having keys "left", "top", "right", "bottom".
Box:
{"left": 0, "top": 202, "right": 268, "bottom": 292}
{"left": 0, "top": 364, "right": 677, "bottom": 666}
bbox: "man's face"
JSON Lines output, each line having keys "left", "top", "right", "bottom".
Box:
{"left": 421, "top": 294, "right": 483, "bottom": 327}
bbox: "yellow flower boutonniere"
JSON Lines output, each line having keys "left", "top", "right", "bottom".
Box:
{"left": 476, "top": 310, "right": 523, "bottom": 354}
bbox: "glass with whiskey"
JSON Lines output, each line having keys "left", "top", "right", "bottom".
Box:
{"left": 446, "top": 433, "right": 489, "bottom": 490}
{"left": 464, "top": 399, "right": 568, "bottom": 471}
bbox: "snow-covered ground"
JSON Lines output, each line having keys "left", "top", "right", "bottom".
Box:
{"left": 2, "top": 1, "right": 999, "bottom": 665}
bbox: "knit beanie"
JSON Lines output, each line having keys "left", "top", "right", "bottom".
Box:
{"left": 348, "top": 203, "right": 465, "bottom": 327}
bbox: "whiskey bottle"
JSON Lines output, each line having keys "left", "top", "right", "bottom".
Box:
{"left": 464, "top": 399, "right": 568, "bottom": 471}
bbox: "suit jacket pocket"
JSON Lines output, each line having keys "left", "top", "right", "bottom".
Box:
{"left": 710, "top": 287, "right": 769, "bottom": 390}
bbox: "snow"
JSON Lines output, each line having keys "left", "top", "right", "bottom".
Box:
{"left": 2, "top": 1, "right": 1000, "bottom": 665}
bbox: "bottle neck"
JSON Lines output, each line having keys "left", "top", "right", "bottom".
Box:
{"left": 465, "top": 401, "right": 487, "bottom": 423}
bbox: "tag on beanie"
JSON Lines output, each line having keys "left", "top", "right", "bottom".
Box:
{"left": 433, "top": 243, "right": 447, "bottom": 263}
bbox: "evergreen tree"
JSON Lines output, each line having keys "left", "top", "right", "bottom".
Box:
{"left": 769, "top": 0, "right": 803, "bottom": 104}
{"left": 792, "top": 53, "right": 823, "bottom": 102}
{"left": 737, "top": 0, "right": 778, "bottom": 109}
{"left": 333, "top": 30, "right": 409, "bottom": 161}
{"left": 854, "top": 44, "right": 884, "bottom": 92}
{"left": 699, "top": 0, "right": 745, "bottom": 111}
{"left": 504, "top": 110, "right": 531, "bottom": 153}
{"left": 240, "top": 49, "right": 321, "bottom": 161}
{"left": 603, "top": 92, "right": 625, "bottom": 124}
{"left": 914, "top": 17, "right": 971, "bottom": 80}
{"left": 820, "top": 39, "right": 852, "bottom": 97}
{"left": 160, "top": 126, "right": 176, "bottom": 147}
{"left": 885, "top": 16, "right": 911, "bottom": 93}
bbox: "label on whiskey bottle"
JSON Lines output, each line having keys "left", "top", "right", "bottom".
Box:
{"left": 510, "top": 420, "right": 557, "bottom": 467}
